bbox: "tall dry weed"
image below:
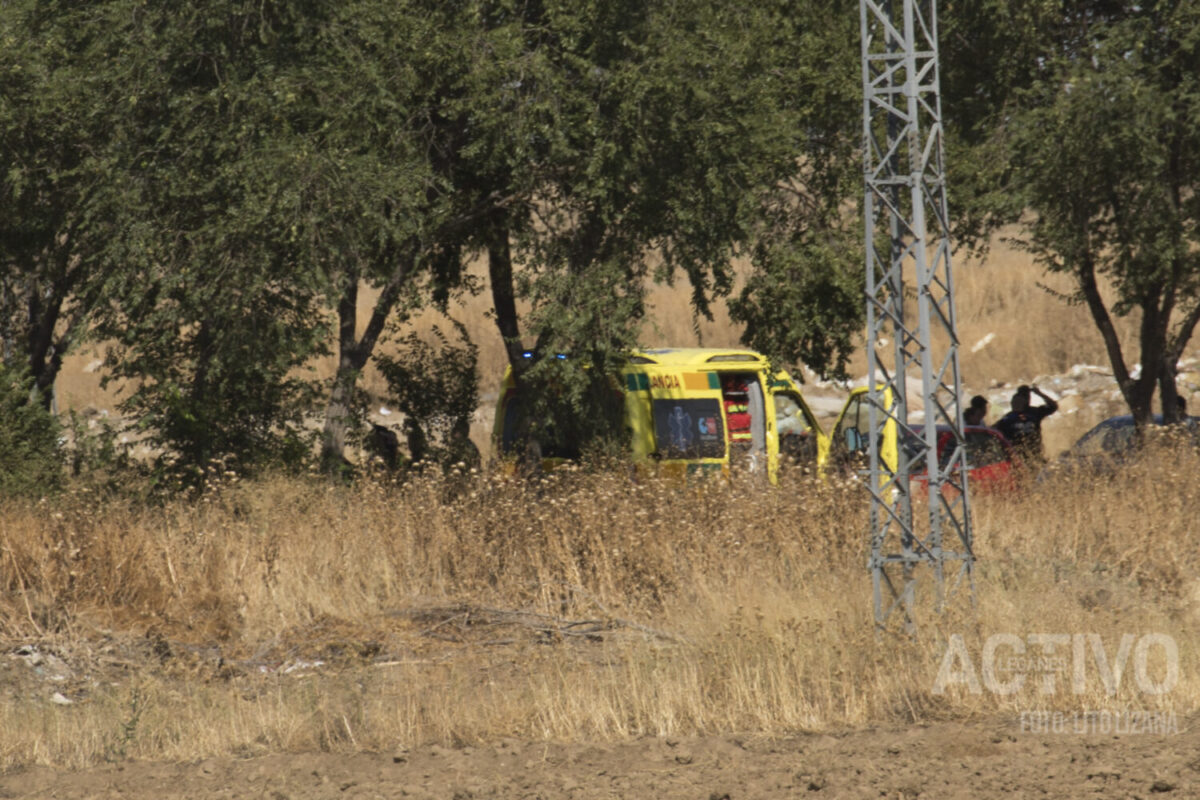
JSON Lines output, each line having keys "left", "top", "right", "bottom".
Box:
{"left": 2, "top": 446, "right": 1198, "bottom": 767}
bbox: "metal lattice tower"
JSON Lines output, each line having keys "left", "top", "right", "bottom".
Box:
{"left": 859, "top": 0, "right": 973, "bottom": 629}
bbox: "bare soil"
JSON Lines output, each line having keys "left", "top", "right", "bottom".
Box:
{"left": 2, "top": 715, "right": 1196, "bottom": 799}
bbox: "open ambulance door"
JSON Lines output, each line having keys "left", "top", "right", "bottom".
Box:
{"left": 767, "top": 372, "right": 829, "bottom": 475}
{"left": 829, "top": 386, "right": 898, "bottom": 482}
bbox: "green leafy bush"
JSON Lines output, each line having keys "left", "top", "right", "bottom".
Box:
{"left": 375, "top": 321, "right": 480, "bottom": 471}
{"left": 0, "top": 365, "right": 63, "bottom": 497}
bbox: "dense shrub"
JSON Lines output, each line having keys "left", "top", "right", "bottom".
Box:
{"left": 0, "top": 365, "right": 62, "bottom": 497}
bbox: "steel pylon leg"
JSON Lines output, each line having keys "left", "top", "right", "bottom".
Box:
{"left": 860, "top": 0, "right": 973, "bottom": 632}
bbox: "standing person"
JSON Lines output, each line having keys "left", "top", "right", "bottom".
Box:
{"left": 964, "top": 394, "right": 989, "bottom": 427}
{"left": 1172, "top": 395, "right": 1197, "bottom": 432}
{"left": 995, "top": 384, "right": 1058, "bottom": 465}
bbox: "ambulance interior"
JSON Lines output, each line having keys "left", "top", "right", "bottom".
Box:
{"left": 720, "top": 373, "right": 766, "bottom": 462}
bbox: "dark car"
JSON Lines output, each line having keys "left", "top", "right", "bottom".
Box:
{"left": 1042, "top": 414, "right": 1200, "bottom": 480}
{"left": 904, "top": 424, "right": 1023, "bottom": 496}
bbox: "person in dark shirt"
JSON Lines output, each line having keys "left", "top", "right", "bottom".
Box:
{"left": 995, "top": 384, "right": 1058, "bottom": 464}
{"left": 964, "top": 394, "right": 989, "bottom": 427}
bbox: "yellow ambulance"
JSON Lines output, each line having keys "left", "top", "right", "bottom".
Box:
{"left": 493, "top": 347, "right": 829, "bottom": 483}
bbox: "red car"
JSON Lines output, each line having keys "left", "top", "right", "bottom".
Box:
{"left": 906, "top": 425, "right": 1023, "bottom": 497}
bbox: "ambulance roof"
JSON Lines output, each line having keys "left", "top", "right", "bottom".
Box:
{"left": 630, "top": 348, "right": 768, "bottom": 367}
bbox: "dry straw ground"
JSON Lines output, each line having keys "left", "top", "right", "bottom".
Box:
{"left": 1, "top": 444, "right": 1197, "bottom": 769}
{"left": 3, "top": 240, "right": 1192, "bottom": 774}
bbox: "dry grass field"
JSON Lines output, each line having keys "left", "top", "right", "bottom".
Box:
{"left": 1, "top": 443, "right": 1197, "bottom": 773}
{"left": 4, "top": 241, "right": 1199, "bottom": 797}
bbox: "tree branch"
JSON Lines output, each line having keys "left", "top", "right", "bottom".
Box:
{"left": 1078, "top": 252, "right": 1132, "bottom": 393}
{"left": 1168, "top": 297, "right": 1200, "bottom": 365}
{"left": 354, "top": 251, "right": 417, "bottom": 369}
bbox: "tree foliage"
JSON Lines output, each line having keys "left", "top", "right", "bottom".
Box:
{"left": 375, "top": 321, "right": 480, "bottom": 470}
{"left": 0, "top": 365, "right": 62, "bottom": 497}
{"left": 944, "top": 1, "right": 1200, "bottom": 424}
{"left": 456, "top": 0, "right": 865, "bottom": 455}
{"left": 76, "top": 1, "right": 343, "bottom": 482}
{"left": 0, "top": 1, "right": 125, "bottom": 407}
{"left": 3, "top": 0, "right": 872, "bottom": 480}
{"left": 730, "top": 0, "right": 864, "bottom": 380}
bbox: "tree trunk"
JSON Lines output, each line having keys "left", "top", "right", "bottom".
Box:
{"left": 1131, "top": 290, "right": 1168, "bottom": 428}
{"left": 1160, "top": 356, "right": 1180, "bottom": 422}
{"left": 188, "top": 319, "right": 217, "bottom": 474}
{"left": 21, "top": 242, "right": 81, "bottom": 411}
{"left": 320, "top": 256, "right": 417, "bottom": 474}
{"left": 487, "top": 226, "right": 543, "bottom": 470}
{"left": 1077, "top": 257, "right": 1160, "bottom": 428}
{"left": 1166, "top": 300, "right": 1200, "bottom": 420}
{"left": 25, "top": 281, "right": 66, "bottom": 411}
{"left": 320, "top": 275, "right": 360, "bottom": 474}
{"left": 488, "top": 228, "right": 527, "bottom": 372}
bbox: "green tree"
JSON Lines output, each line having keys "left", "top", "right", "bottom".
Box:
{"left": 376, "top": 321, "right": 480, "bottom": 470}
{"left": 945, "top": 1, "right": 1200, "bottom": 425}
{"left": 49, "top": 0, "right": 466, "bottom": 479}
{"left": 452, "top": 0, "right": 865, "bottom": 457}
{"left": 0, "top": 1, "right": 123, "bottom": 409}
{"left": 3, "top": 0, "right": 873, "bottom": 480}
{"left": 0, "top": 365, "right": 63, "bottom": 497}
{"left": 290, "top": 1, "right": 468, "bottom": 472}
{"left": 79, "top": 1, "right": 340, "bottom": 481}
{"left": 729, "top": 0, "right": 863, "bottom": 379}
